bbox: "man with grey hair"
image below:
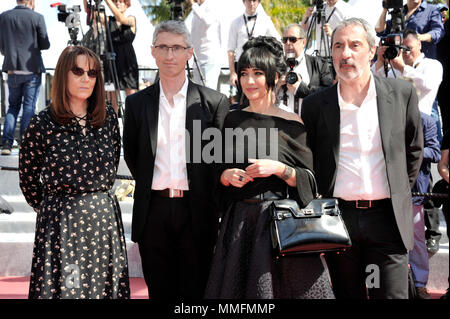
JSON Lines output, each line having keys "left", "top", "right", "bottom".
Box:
{"left": 278, "top": 23, "right": 334, "bottom": 116}
{"left": 0, "top": 0, "right": 50, "bottom": 155}
{"left": 302, "top": 18, "right": 423, "bottom": 299}
{"left": 123, "top": 20, "right": 230, "bottom": 299}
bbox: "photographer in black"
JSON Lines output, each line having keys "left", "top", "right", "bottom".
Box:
{"left": 277, "top": 24, "right": 334, "bottom": 116}
{"left": 83, "top": 0, "right": 138, "bottom": 114}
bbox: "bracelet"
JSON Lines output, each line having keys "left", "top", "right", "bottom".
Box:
{"left": 280, "top": 165, "right": 294, "bottom": 181}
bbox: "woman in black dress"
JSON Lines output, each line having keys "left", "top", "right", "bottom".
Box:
{"left": 19, "top": 46, "right": 129, "bottom": 299}
{"left": 104, "top": 0, "right": 138, "bottom": 93}
{"left": 83, "top": 0, "right": 139, "bottom": 113}
{"left": 205, "top": 36, "right": 334, "bottom": 299}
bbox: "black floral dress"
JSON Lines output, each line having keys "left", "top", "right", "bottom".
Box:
{"left": 19, "top": 106, "right": 129, "bottom": 299}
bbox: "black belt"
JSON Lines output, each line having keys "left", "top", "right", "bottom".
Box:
{"left": 338, "top": 199, "right": 390, "bottom": 210}
{"left": 152, "top": 189, "right": 188, "bottom": 198}
{"left": 243, "top": 190, "right": 286, "bottom": 203}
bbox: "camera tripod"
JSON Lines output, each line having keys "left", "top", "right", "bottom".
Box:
{"left": 67, "top": 27, "right": 81, "bottom": 46}
{"left": 85, "top": 0, "right": 124, "bottom": 119}
{"left": 304, "top": 4, "right": 333, "bottom": 58}
{"left": 61, "top": 5, "right": 82, "bottom": 46}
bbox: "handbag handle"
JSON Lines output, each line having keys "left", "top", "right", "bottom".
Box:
{"left": 304, "top": 169, "right": 322, "bottom": 199}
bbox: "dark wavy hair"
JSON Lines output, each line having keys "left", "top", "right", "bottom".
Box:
{"left": 237, "top": 36, "right": 287, "bottom": 91}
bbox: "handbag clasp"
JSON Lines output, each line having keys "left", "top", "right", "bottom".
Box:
{"left": 276, "top": 212, "right": 291, "bottom": 220}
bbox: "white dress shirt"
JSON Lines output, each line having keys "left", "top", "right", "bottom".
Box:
{"left": 190, "top": 1, "right": 222, "bottom": 64}
{"left": 151, "top": 77, "right": 189, "bottom": 191}
{"left": 333, "top": 74, "right": 391, "bottom": 200}
{"left": 228, "top": 8, "right": 281, "bottom": 61}
{"left": 280, "top": 53, "right": 311, "bottom": 116}
{"left": 371, "top": 53, "right": 443, "bottom": 115}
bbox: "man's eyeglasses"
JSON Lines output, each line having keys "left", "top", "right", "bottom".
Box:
{"left": 153, "top": 45, "right": 190, "bottom": 55}
{"left": 71, "top": 66, "right": 99, "bottom": 78}
{"left": 282, "top": 37, "right": 303, "bottom": 44}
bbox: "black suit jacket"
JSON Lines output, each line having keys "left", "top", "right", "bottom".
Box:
{"left": 301, "top": 76, "right": 423, "bottom": 250}
{"left": 123, "top": 80, "right": 230, "bottom": 243}
{"left": 294, "top": 55, "right": 334, "bottom": 99}
{"left": 0, "top": 6, "right": 50, "bottom": 73}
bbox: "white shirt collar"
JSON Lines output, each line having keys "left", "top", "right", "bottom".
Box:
{"left": 412, "top": 53, "right": 425, "bottom": 69}
{"left": 296, "top": 52, "right": 306, "bottom": 62}
{"left": 338, "top": 73, "right": 377, "bottom": 110}
{"left": 159, "top": 75, "right": 189, "bottom": 101}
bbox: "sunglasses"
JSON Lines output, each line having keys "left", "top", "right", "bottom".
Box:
{"left": 71, "top": 66, "right": 99, "bottom": 78}
{"left": 282, "top": 37, "right": 303, "bottom": 44}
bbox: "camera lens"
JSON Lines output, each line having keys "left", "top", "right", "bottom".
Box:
{"left": 383, "top": 46, "right": 400, "bottom": 60}
{"left": 286, "top": 72, "right": 298, "bottom": 85}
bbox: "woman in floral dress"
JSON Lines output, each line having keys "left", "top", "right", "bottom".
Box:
{"left": 19, "top": 46, "right": 129, "bottom": 299}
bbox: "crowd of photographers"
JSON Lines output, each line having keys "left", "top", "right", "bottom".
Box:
{"left": 0, "top": 0, "right": 449, "bottom": 299}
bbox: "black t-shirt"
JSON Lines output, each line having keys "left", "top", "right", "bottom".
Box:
{"left": 441, "top": 130, "right": 449, "bottom": 151}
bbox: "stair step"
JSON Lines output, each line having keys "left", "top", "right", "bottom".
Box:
{"left": 1, "top": 155, "right": 448, "bottom": 291}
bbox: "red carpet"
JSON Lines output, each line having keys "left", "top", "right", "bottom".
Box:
{"left": 0, "top": 276, "right": 149, "bottom": 299}
{"left": 0, "top": 276, "right": 445, "bottom": 299}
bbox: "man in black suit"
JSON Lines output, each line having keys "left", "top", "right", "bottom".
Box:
{"left": 123, "top": 20, "right": 230, "bottom": 299}
{"left": 301, "top": 18, "right": 423, "bottom": 299}
{"left": 278, "top": 23, "right": 334, "bottom": 116}
{"left": 0, "top": 0, "right": 50, "bottom": 155}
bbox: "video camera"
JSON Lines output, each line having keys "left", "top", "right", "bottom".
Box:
{"left": 285, "top": 53, "right": 299, "bottom": 85}
{"left": 381, "top": 0, "right": 406, "bottom": 60}
{"left": 312, "top": 0, "right": 326, "bottom": 24}
{"left": 56, "top": 4, "right": 81, "bottom": 28}
{"left": 52, "top": 3, "right": 81, "bottom": 45}
{"left": 313, "top": 0, "right": 324, "bottom": 10}
{"left": 167, "top": 0, "right": 184, "bottom": 21}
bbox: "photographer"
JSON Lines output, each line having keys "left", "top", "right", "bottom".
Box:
{"left": 277, "top": 24, "right": 334, "bottom": 116}
{"left": 227, "top": 0, "right": 280, "bottom": 101}
{"left": 372, "top": 29, "right": 442, "bottom": 116}
{"left": 376, "top": 0, "right": 444, "bottom": 59}
{"left": 372, "top": 31, "right": 443, "bottom": 299}
{"left": 301, "top": 0, "right": 353, "bottom": 57}
{"left": 83, "top": 0, "right": 139, "bottom": 114}
{"left": 188, "top": 0, "right": 222, "bottom": 90}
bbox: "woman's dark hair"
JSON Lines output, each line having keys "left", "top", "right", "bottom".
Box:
{"left": 237, "top": 36, "right": 287, "bottom": 91}
{"left": 51, "top": 45, "right": 106, "bottom": 128}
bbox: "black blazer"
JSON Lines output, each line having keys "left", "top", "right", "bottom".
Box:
{"left": 0, "top": 6, "right": 50, "bottom": 73}
{"left": 294, "top": 55, "right": 334, "bottom": 99}
{"left": 123, "top": 80, "right": 230, "bottom": 243}
{"left": 301, "top": 75, "right": 423, "bottom": 250}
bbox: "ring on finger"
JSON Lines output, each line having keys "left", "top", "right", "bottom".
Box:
{"left": 238, "top": 175, "right": 243, "bottom": 181}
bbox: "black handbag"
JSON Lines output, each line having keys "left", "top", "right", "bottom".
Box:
{"left": 270, "top": 169, "right": 351, "bottom": 255}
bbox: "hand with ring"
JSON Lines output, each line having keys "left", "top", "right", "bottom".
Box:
{"left": 220, "top": 168, "right": 253, "bottom": 187}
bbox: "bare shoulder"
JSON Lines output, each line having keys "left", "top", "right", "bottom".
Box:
{"left": 276, "top": 109, "right": 304, "bottom": 124}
